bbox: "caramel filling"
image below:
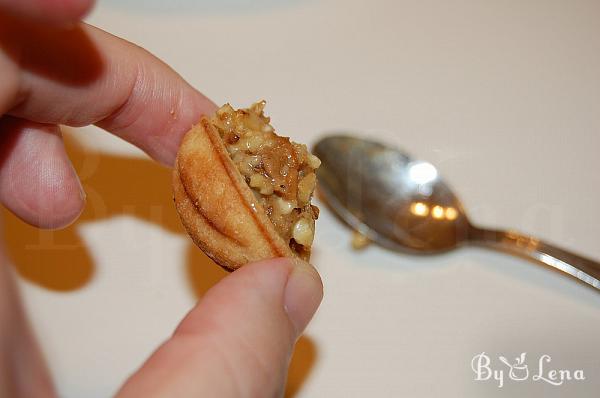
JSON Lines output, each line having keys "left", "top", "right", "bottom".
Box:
{"left": 210, "top": 101, "right": 320, "bottom": 259}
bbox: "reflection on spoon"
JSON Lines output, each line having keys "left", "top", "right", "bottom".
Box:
{"left": 313, "top": 135, "right": 600, "bottom": 291}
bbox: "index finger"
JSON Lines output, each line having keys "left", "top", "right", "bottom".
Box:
{"left": 0, "top": 13, "right": 217, "bottom": 166}
{"left": 0, "top": 0, "right": 94, "bottom": 25}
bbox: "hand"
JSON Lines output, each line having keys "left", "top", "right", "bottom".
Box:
{"left": 0, "top": 1, "right": 323, "bottom": 397}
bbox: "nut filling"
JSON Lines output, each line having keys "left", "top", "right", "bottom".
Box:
{"left": 210, "top": 101, "right": 320, "bottom": 260}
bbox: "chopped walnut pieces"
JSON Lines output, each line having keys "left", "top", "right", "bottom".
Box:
{"left": 209, "top": 101, "right": 319, "bottom": 257}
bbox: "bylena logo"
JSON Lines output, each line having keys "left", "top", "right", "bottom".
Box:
{"left": 471, "top": 352, "right": 585, "bottom": 388}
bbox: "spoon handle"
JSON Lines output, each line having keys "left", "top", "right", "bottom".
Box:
{"left": 468, "top": 226, "right": 600, "bottom": 290}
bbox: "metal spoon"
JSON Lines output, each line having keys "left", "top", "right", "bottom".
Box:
{"left": 313, "top": 135, "right": 600, "bottom": 290}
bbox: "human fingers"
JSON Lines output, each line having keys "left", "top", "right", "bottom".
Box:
{"left": 0, "top": 117, "right": 85, "bottom": 229}
{"left": 0, "top": 15, "right": 217, "bottom": 167}
{"left": 0, "top": 0, "right": 94, "bottom": 25}
{"left": 0, "top": 227, "right": 56, "bottom": 397}
{"left": 116, "top": 258, "right": 323, "bottom": 398}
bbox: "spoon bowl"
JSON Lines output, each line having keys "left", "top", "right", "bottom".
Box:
{"left": 314, "top": 136, "right": 470, "bottom": 253}
{"left": 314, "top": 135, "right": 600, "bottom": 290}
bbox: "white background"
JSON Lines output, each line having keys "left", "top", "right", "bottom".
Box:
{"left": 5, "top": 0, "right": 600, "bottom": 396}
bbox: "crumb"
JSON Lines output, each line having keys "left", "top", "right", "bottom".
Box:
{"left": 351, "top": 230, "right": 371, "bottom": 250}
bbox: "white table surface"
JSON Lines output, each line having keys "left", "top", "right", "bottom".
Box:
{"left": 5, "top": 0, "right": 600, "bottom": 397}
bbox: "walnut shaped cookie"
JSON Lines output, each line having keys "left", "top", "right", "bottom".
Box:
{"left": 173, "top": 101, "right": 320, "bottom": 271}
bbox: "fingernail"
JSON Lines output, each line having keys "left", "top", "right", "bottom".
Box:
{"left": 284, "top": 259, "right": 323, "bottom": 336}
{"left": 69, "top": 162, "right": 86, "bottom": 202}
{"left": 76, "top": 175, "right": 86, "bottom": 202}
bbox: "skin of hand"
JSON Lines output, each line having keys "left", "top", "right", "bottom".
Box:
{"left": 0, "top": 1, "right": 324, "bottom": 397}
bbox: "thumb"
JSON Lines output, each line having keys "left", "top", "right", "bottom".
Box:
{"left": 116, "top": 258, "right": 323, "bottom": 398}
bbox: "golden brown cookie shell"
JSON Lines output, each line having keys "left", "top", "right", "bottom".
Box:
{"left": 173, "top": 117, "right": 297, "bottom": 270}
